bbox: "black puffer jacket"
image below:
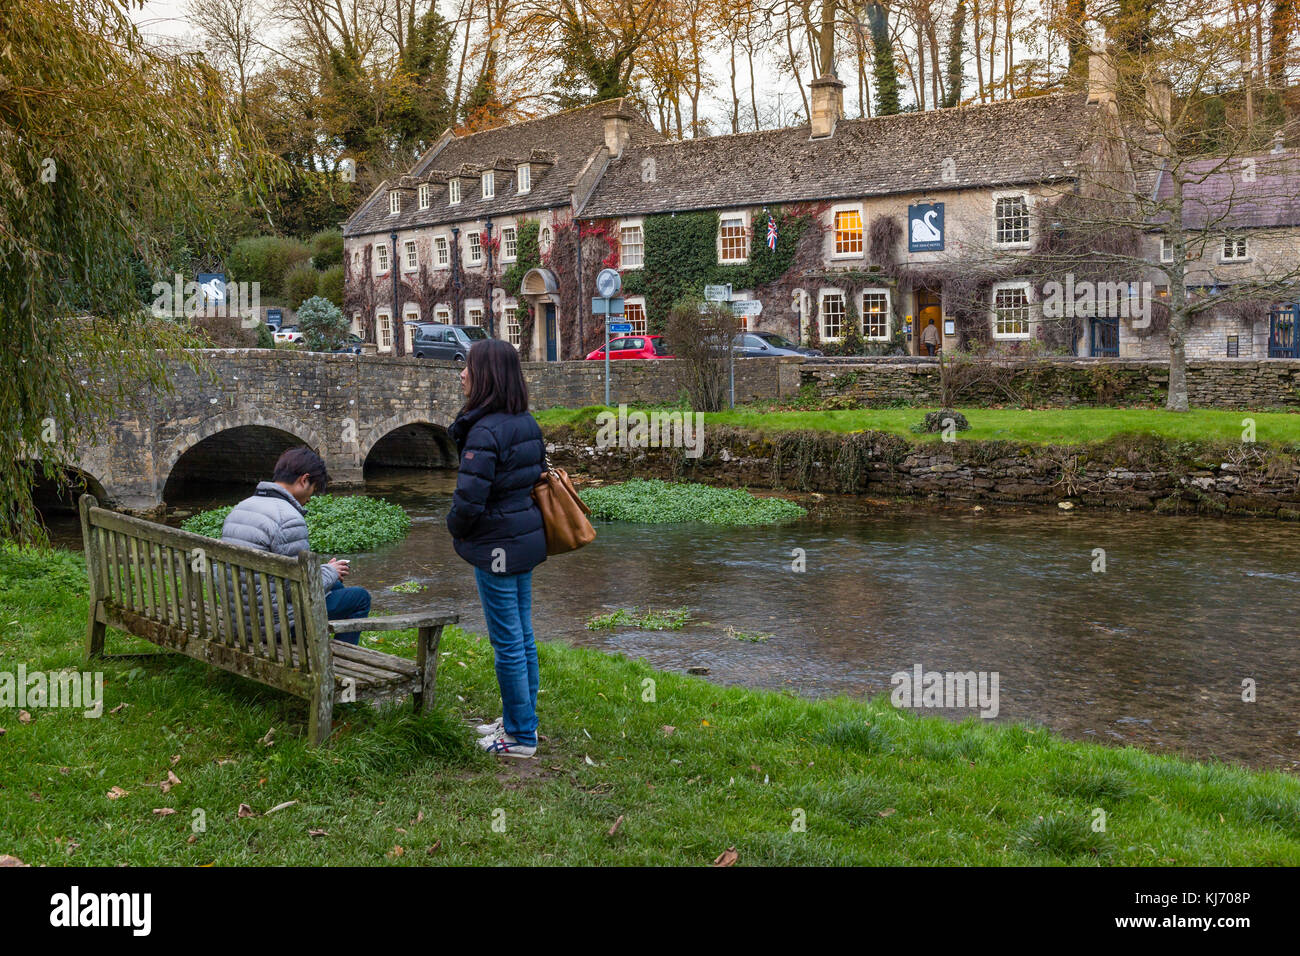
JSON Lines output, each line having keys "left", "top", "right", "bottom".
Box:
{"left": 446, "top": 405, "right": 547, "bottom": 575}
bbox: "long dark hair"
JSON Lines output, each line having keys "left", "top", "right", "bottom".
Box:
{"left": 459, "top": 338, "right": 530, "bottom": 417}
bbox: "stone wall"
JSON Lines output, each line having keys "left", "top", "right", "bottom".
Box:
{"left": 522, "top": 356, "right": 802, "bottom": 408}
{"left": 799, "top": 358, "right": 1300, "bottom": 408}
{"left": 545, "top": 425, "right": 1300, "bottom": 520}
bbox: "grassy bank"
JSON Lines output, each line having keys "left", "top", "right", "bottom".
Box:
{"left": 3, "top": 546, "right": 1300, "bottom": 866}
{"left": 536, "top": 406, "right": 1300, "bottom": 446}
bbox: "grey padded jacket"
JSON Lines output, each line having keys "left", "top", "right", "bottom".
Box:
{"left": 221, "top": 482, "right": 340, "bottom": 592}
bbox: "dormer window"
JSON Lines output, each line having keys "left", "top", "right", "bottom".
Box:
{"left": 449, "top": 179, "right": 461, "bottom": 205}
{"left": 389, "top": 191, "right": 401, "bottom": 215}
{"left": 517, "top": 165, "right": 531, "bottom": 193}
{"left": 482, "top": 172, "right": 495, "bottom": 199}
{"left": 418, "top": 183, "right": 431, "bottom": 209}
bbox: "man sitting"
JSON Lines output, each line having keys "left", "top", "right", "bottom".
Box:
{"left": 221, "top": 447, "right": 371, "bottom": 644}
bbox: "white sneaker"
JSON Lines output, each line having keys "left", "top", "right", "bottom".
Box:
{"left": 477, "top": 729, "right": 536, "bottom": 759}
{"left": 475, "top": 716, "right": 539, "bottom": 738}
{"left": 474, "top": 716, "right": 503, "bottom": 736}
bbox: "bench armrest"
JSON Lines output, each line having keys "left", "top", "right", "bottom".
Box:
{"left": 328, "top": 611, "right": 459, "bottom": 634}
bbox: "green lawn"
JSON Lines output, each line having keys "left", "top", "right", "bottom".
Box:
{"left": 4, "top": 546, "right": 1300, "bottom": 866}
{"left": 536, "top": 406, "right": 1300, "bottom": 446}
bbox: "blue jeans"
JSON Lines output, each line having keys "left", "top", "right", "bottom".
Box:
{"left": 473, "top": 567, "right": 538, "bottom": 746}
{"left": 325, "top": 582, "right": 371, "bottom": 645}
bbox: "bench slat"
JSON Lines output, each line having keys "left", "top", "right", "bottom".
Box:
{"left": 327, "top": 611, "right": 459, "bottom": 634}
{"left": 330, "top": 641, "right": 421, "bottom": 678}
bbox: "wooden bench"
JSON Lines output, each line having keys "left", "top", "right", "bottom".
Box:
{"left": 78, "top": 494, "right": 458, "bottom": 746}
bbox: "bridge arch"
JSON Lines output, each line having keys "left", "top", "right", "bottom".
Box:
{"left": 20, "top": 460, "right": 110, "bottom": 517}
{"left": 360, "top": 412, "right": 458, "bottom": 471}
{"left": 159, "top": 405, "right": 328, "bottom": 504}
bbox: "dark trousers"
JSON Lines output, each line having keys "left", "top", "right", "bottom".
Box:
{"left": 325, "top": 582, "right": 371, "bottom": 645}
{"left": 924, "top": 342, "right": 937, "bottom": 356}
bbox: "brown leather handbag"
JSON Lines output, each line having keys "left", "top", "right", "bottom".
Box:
{"left": 532, "top": 467, "right": 596, "bottom": 555}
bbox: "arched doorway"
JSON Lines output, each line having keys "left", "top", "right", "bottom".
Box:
{"left": 520, "top": 268, "right": 561, "bottom": 361}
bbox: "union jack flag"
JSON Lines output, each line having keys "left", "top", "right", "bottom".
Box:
{"left": 766, "top": 213, "right": 778, "bottom": 251}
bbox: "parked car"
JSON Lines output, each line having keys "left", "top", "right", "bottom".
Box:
{"left": 273, "top": 326, "right": 304, "bottom": 345}
{"left": 585, "top": 334, "right": 674, "bottom": 360}
{"left": 731, "top": 331, "right": 822, "bottom": 357}
{"left": 411, "top": 323, "right": 489, "bottom": 361}
{"left": 332, "top": 333, "right": 364, "bottom": 354}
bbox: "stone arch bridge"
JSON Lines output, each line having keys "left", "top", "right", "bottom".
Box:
{"left": 61, "top": 350, "right": 467, "bottom": 514}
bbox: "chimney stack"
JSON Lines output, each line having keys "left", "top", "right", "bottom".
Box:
{"left": 809, "top": 74, "right": 845, "bottom": 138}
{"left": 1086, "top": 50, "right": 1117, "bottom": 108}
{"left": 603, "top": 101, "right": 635, "bottom": 159}
{"left": 1144, "top": 77, "right": 1172, "bottom": 131}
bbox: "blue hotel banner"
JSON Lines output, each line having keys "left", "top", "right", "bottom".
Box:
{"left": 908, "top": 203, "right": 945, "bottom": 252}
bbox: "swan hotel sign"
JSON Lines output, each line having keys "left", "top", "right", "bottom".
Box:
{"left": 908, "top": 203, "right": 945, "bottom": 253}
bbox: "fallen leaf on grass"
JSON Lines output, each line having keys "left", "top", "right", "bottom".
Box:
{"left": 110, "top": 703, "right": 128, "bottom": 715}
{"left": 0, "top": 728, "right": 6, "bottom": 737}
{"left": 387, "top": 845, "right": 404, "bottom": 859}
{"left": 237, "top": 803, "right": 256, "bottom": 818}
{"left": 18, "top": 710, "right": 31, "bottom": 724}
{"left": 259, "top": 728, "right": 275, "bottom": 747}
{"left": 0, "top": 855, "right": 27, "bottom": 867}
{"left": 159, "top": 770, "right": 181, "bottom": 794}
{"left": 106, "top": 786, "right": 128, "bottom": 800}
{"left": 308, "top": 829, "right": 329, "bottom": 838}
{"left": 266, "top": 800, "right": 298, "bottom": 815}
{"left": 661, "top": 725, "right": 675, "bottom": 736}
{"left": 414, "top": 810, "right": 424, "bottom": 824}
{"left": 711, "top": 847, "right": 739, "bottom": 867}
{"left": 65, "top": 843, "right": 79, "bottom": 856}
{"left": 170, "top": 754, "right": 181, "bottom": 766}
{"left": 152, "top": 808, "right": 177, "bottom": 817}
{"left": 426, "top": 841, "right": 442, "bottom": 855}
{"left": 878, "top": 808, "right": 896, "bottom": 818}
{"left": 186, "top": 835, "right": 198, "bottom": 844}
{"left": 608, "top": 815, "right": 624, "bottom": 837}
{"left": 584, "top": 755, "right": 595, "bottom": 766}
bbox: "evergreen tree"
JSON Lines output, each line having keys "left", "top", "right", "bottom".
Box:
{"left": 942, "top": 0, "right": 966, "bottom": 108}
{"left": 866, "top": 2, "right": 902, "bottom": 116}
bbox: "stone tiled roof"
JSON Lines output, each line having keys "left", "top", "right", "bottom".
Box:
{"left": 1149, "top": 151, "right": 1300, "bottom": 229}
{"left": 580, "top": 92, "right": 1100, "bottom": 218}
{"left": 344, "top": 99, "right": 662, "bottom": 237}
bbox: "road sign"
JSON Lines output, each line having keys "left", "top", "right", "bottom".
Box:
{"left": 592, "top": 297, "right": 625, "bottom": 314}
{"left": 608, "top": 322, "right": 633, "bottom": 334}
{"left": 596, "top": 268, "right": 622, "bottom": 298}
{"left": 704, "top": 284, "right": 732, "bottom": 302}
{"left": 731, "top": 299, "right": 763, "bottom": 317}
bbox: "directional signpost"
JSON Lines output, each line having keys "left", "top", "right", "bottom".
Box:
{"left": 594, "top": 268, "right": 623, "bottom": 406}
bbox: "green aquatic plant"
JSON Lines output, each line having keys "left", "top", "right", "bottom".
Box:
{"left": 579, "top": 479, "right": 805, "bottom": 526}
{"left": 181, "top": 495, "right": 411, "bottom": 553}
{"left": 585, "top": 607, "right": 693, "bottom": 631}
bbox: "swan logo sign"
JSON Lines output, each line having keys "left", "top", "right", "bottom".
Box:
{"left": 908, "top": 203, "right": 944, "bottom": 252}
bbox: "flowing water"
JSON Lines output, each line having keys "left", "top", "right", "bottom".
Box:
{"left": 48, "top": 469, "right": 1300, "bottom": 771}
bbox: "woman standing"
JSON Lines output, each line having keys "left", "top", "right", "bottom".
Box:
{"left": 446, "top": 338, "right": 547, "bottom": 758}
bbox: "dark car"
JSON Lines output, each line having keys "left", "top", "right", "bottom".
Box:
{"left": 332, "top": 332, "right": 364, "bottom": 354}
{"left": 732, "top": 331, "right": 822, "bottom": 357}
{"left": 411, "top": 323, "right": 489, "bottom": 361}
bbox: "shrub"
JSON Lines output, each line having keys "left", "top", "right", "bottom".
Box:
{"left": 310, "top": 228, "right": 344, "bottom": 269}
{"left": 579, "top": 479, "right": 806, "bottom": 526}
{"left": 664, "top": 298, "right": 739, "bottom": 412}
{"left": 226, "top": 235, "right": 310, "bottom": 298}
{"left": 181, "top": 494, "right": 410, "bottom": 553}
{"left": 284, "top": 262, "right": 322, "bottom": 310}
{"left": 255, "top": 322, "right": 275, "bottom": 349}
{"left": 317, "top": 264, "right": 344, "bottom": 307}
{"left": 296, "top": 295, "right": 349, "bottom": 351}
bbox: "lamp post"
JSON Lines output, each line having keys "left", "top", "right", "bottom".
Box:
{"left": 451, "top": 226, "right": 461, "bottom": 324}
{"left": 390, "top": 229, "right": 400, "bottom": 355}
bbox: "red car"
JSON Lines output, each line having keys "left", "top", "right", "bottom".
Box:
{"left": 585, "top": 334, "right": 674, "bottom": 360}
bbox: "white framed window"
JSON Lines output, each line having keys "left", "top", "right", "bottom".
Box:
{"left": 517, "top": 165, "right": 531, "bottom": 194}
{"left": 465, "top": 302, "right": 483, "bottom": 326}
{"left": 718, "top": 213, "right": 749, "bottom": 263}
{"left": 993, "top": 194, "right": 1031, "bottom": 246}
{"left": 625, "top": 297, "right": 647, "bottom": 335}
{"left": 435, "top": 304, "right": 451, "bottom": 324}
{"left": 351, "top": 312, "right": 361, "bottom": 336}
{"left": 403, "top": 305, "right": 420, "bottom": 351}
{"left": 620, "top": 222, "right": 644, "bottom": 269}
{"left": 1222, "top": 234, "right": 1248, "bottom": 261}
{"left": 862, "top": 289, "right": 891, "bottom": 340}
{"left": 467, "top": 232, "right": 483, "bottom": 265}
{"left": 403, "top": 239, "right": 418, "bottom": 271}
{"left": 448, "top": 178, "right": 461, "bottom": 205}
{"left": 819, "top": 290, "right": 846, "bottom": 340}
{"left": 377, "top": 311, "right": 393, "bottom": 351}
{"left": 991, "top": 281, "right": 1033, "bottom": 339}
{"left": 418, "top": 183, "right": 431, "bottom": 210}
{"left": 502, "top": 226, "right": 518, "bottom": 262}
{"left": 505, "top": 300, "right": 521, "bottom": 347}
{"left": 375, "top": 243, "right": 389, "bottom": 274}
{"left": 540, "top": 226, "right": 552, "bottom": 251}
{"left": 434, "top": 235, "right": 450, "bottom": 268}
{"left": 832, "top": 205, "right": 864, "bottom": 257}
{"left": 1160, "top": 236, "right": 1174, "bottom": 262}
{"left": 389, "top": 191, "right": 401, "bottom": 215}
{"left": 482, "top": 171, "right": 495, "bottom": 199}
